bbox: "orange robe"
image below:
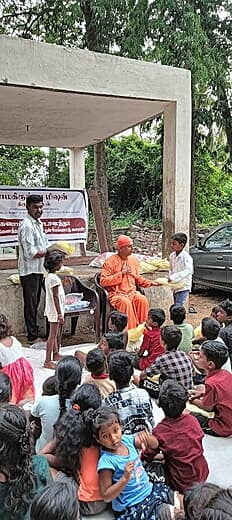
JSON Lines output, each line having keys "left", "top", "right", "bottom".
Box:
{"left": 100, "top": 254, "right": 153, "bottom": 329}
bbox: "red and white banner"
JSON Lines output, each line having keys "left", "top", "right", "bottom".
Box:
{"left": 0, "top": 187, "right": 88, "bottom": 246}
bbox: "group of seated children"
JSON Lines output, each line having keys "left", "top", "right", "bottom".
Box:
{"left": 1, "top": 295, "right": 232, "bottom": 519}
{"left": 1, "top": 364, "right": 231, "bottom": 520}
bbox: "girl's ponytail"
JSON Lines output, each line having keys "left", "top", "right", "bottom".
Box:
{"left": 81, "top": 408, "right": 95, "bottom": 432}
{"left": 55, "top": 409, "right": 92, "bottom": 480}
{"left": 58, "top": 379, "right": 67, "bottom": 417}
{"left": 55, "top": 357, "right": 82, "bottom": 418}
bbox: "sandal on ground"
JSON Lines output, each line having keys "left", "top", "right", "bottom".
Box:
{"left": 44, "top": 361, "right": 56, "bottom": 370}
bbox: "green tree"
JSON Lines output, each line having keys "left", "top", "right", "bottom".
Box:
{"left": 47, "top": 148, "right": 69, "bottom": 188}
{"left": 195, "top": 144, "right": 232, "bottom": 224}
{"left": 146, "top": 0, "right": 231, "bottom": 239}
{"left": 0, "top": 145, "right": 47, "bottom": 186}
{"left": 106, "top": 135, "right": 162, "bottom": 219}
{"left": 0, "top": 0, "right": 231, "bottom": 235}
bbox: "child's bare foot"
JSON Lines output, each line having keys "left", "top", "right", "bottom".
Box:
{"left": 53, "top": 352, "right": 63, "bottom": 361}
{"left": 44, "top": 360, "right": 56, "bottom": 370}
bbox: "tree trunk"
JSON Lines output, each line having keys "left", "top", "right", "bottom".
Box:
{"left": 94, "top": 142, "right": 113, "bottom": 250}
{"left": 80, "top": 1, "right": 113, "bottom": 251}
{"left": 190, "top": 94, "right": 197, "bottom": 245}
{"left": 217, "top": 82, "right": 232, "bottom": 162}
{"left": 48, "top": 147, "right": 57, "bottom": 186}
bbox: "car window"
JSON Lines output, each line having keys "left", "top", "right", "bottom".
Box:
{"left": 205, "top": 226, "right": 232, "bottom": 249}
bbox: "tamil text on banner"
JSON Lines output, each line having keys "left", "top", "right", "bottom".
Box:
{"left": 0, "top": 187, "right": 88, "bottom": 246}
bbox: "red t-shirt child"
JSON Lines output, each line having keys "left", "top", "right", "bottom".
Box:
{"left": 138, "top": 327, "right": 165, "bottom": 371}
{"left": 202, "top": 369, "right": 232, "bottom": 437}
{"left": 141, "top": 413, "right": 209, "bottom": 493}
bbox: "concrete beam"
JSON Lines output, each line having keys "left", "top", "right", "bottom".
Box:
{"left": 0, "top": 36, "right": 191, "bottom": 102}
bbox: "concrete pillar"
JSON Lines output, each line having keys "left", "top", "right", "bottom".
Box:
{"left": 162, "top": 100, "right": 191, "bottom": 256}
{"left": 69, "top": 147, "right": 85, "bottom": 189}
{"left": 69, "top": 147, "right": 86, "bottom": 254}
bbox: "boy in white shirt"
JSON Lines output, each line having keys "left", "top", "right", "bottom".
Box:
{"left": 168, "top": 232, "right": 193, "bottom": 306}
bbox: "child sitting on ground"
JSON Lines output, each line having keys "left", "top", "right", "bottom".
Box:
{"left": 183, "top": 482, "right": 232, "bottom": 520}
{"left": 89, "top": 406, "right": 182, "bottom": 520}
{"left": 41, "top": 383, "right": 107, "bottom": 517}
{"left": 42, "top": 375, "right": 57, "bottom": 396}
{"left": 189, "top": 340, "right": 232, "bottom": 436}
{"left": 107, "top": 310, "right": 128, "bottom": 349}
{"left": 0, "top": 313, "right": 35, "bottom": 404}
{"left": 194, "top": 305, "right": 221, "bottom": 339}
{"left": 140, "top": 325, "right": 193, "bottom": 391}
{"left": 75, "top": 331, "right": 124, "bottom": 366}
{"left": 98, "top": 331, "right": 125, "bottom": 356}
{"left": 0, "top": 372, "right": 12, "bottom": 406}
{"left": 30, "top": 376, "right": 57, "bottom": 444}
{"left": 84, "top": 348, "right": 116, "bottom": 398}
{"left": 170, "top": 304, "right": 194, "bottom": 354}
{"left": 217, "top": 299, "right": 232, "bottom": 365}
{"left": 133, "top": 308, "right": 166, "bottom": 370}
{"left": 0, "top": 405, "right": 50, "bottom": 519}
{"left": 168, "top": 232, "right": 193, "bottom": 307}
{"left": 30, "top": 481, "right": 80, "bottom": 520}
{"left": 30, "top": 356, "right": 82, "bottom": 451}
{"left": 141, "top": 379, "right": 209, "bottom": 494}
{"left": 104, "top": 350, "right": 154, "bottom": 433}
{"left": 190, "top": 318, "right": 231, "bottom": 374}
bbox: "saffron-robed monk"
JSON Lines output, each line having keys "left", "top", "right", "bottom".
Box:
{"left": 100, "top": 235, "right": 159, "bottom": 329}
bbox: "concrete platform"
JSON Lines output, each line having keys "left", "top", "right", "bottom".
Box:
{"left": 0, "top": 266, "right": 100, "bottom": 338}
{"left": 22, "top": 342, "right": 232, "bottom": 519}
{"left": 1, "top": 266, "right": 173, "bottom": 338}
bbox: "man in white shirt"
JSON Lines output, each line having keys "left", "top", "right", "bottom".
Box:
{"left": 168, "top": 232, "right": 193, "bottom": 307}
{"left": 18, "top": 194, "right": 48, "bottom": 343}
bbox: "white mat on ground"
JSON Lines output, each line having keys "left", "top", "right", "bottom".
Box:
{"left": 23, "top": 343, "right": 232, "bottom": 512}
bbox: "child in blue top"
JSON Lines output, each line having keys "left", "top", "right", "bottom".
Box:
{"left": 88, "top": 406, "right": 181, "bottom": 520}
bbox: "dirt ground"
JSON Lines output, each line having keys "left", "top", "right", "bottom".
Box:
{"left": 188, "top": 289, "right": 230, "bottom": 329}
{"left": 20, "top": 288, "right": 230, "bottom": 347}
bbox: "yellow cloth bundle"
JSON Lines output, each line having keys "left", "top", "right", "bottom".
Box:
{"left": 186, "top": 401, "right": 215, "bottom": 418}
{"left": 194, "top": 324, "right": 202, "bottom": 337}
{"left": 146, "top": 374, "right": 160, "bottom": 383}
{"left": 8, "top": 274, "right": 20, "bottom": 284}
{"left": 139, "top": 257, "right": 169, "bottom": 274}
{"left": 155, "top": 277, "right": 185, "bottom": 290}
{"left": 128, "top": 323, "right": 145, "bottom": 342}
{"left": 47, "top": 242, "right": 75, "bottom": 255}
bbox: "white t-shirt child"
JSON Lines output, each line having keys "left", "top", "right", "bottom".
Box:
{"left": 44, "top": 273, "right": 65, "bottom": 322}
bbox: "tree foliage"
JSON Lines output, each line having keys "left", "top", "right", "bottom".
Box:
{"left": 106, "top": 135, "right": 162, "bottom": 219}
{"left": 0, "top": 0, "right": 231, "bottom": 229}
{"left": 195, "top": 144, "right": 232, "bottom": 224}
{"left": 0, "top": 145, "right": 47, "bottom": 186}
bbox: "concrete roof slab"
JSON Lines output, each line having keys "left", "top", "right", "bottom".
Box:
{"left": 0, "top": 85, "right": 168, "bottom": 147}
{"left": 0, "top": 35, "right": 190, "bottom": 148}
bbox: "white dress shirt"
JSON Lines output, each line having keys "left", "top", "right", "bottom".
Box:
{"left": 169, "top": 249, "right": 193, "bottom": 292}
{"left": 18, "top": 215, "right": 48, "bottom": 276}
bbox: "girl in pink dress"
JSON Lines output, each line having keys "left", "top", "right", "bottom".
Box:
{"left": 0, "top": 313, "right": 35, "bottom": 404}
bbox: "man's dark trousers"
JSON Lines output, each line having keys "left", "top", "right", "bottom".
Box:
{"left": 20, "top": 273, "right": 43, "bottom": 342}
